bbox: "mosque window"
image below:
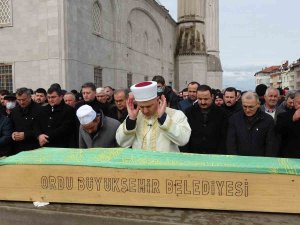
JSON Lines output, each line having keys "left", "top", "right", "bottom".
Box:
{"left": 92, "top": 1, "right": 102, "bottom": 35}
{"left": 94, "top": 66, "right": 102, "bottom": 87}
{"left": 127, "top": 73, "right": 132, "bottom": 88}
{"left": 0, "top": 0, "right": 12, "bottom": 27}
{"left": 0, "top": 64, "right": 13, "bottom": 92}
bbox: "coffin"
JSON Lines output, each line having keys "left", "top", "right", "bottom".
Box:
{"left": 0, "top": 148, "right": 299, "bottom": 213}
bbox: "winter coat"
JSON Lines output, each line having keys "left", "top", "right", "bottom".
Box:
{"left": 79, "top": 113, "right": 120, "bottom": 148}
{"left": 227, "top": 109, "right": 279, "bottom": 157}
{"left": 0, "top": 113, "right": 13, "bottom": 156}
{"left": 184, "top": 104, "right": 228, "bottom": 154}
{"left": 35, "top": 101, "right": 77, "bottom": 148}
{"left": 11, "top": 101, "right": 41, "bottom": 152}
{"left": 276, "top": 109, "right": 300, "bottom": 158}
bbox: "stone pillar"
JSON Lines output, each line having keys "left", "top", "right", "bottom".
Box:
{"left": 176, "top": 0, "right": 208, "bottom": 90}
{"left": 178, "top": 0, "right": 205, "bottom": 22}
{"left": 206, "top": 0, "right": 220, "bottom": 57}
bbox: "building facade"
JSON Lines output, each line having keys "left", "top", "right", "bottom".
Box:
{"left": 0, "top": 0, "right": 222, "bottom": 92}
{"left": 254, "top": 59, "right": 300, "bottom": 90}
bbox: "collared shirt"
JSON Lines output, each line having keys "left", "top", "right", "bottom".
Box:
{"left": 264, "top": 105, "right": 276, "bottom": 119}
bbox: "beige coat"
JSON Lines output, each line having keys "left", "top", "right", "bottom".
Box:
{"left": 116, "top": 107, "right": 191, "bottom": 152}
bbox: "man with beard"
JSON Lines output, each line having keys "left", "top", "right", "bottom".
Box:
{"left": 184, "top": 85, "right": 228, "bottom": 154}
{"left": 222, "top": 87, "right": 242, "bottom": 118}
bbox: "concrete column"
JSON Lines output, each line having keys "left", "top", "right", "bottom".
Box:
{"left": 206, "top": 0, "right": 220, "bottom": 57}
{"left": 178, "top": 0, "right": 205, "bottom": 22}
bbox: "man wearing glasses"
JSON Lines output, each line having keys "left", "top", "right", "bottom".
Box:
{"left": 226, "top": 92, "right": 279, "bottom": 157}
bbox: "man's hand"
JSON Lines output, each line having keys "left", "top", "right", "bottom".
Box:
{"left": 157, "top": 95, "right": 167, "bottom": 118}
{"left": 293, "top": 109, "right": 300, "bottom": 122}
{"left": 38, "top": 134, "right": 49, "bottom": 147}
{"left": 126, "top": 93, "right": 139, "bottom": 120}
{"left": 12, "top": 132, "right": 25, "bottom": 141}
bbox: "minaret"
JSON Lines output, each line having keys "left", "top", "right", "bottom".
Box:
{"left": 206, "top": 0, "right": 219, "bottom": 57}
{"left": 175, "top": 0, "right": 222, "bottom": 90}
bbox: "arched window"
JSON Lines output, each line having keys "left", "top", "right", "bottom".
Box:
{"left": 92, "top": 1, "right": 102, "bottom": 35}
{"left": 127, "top": 22, "right": 132, "bottom": 48}
{"left": 0, "top": 0, "right": 13, "bottom": 27}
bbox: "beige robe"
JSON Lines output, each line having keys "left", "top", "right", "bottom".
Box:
{"left": 116, "top": 107, "right": 191, "bottom": 152}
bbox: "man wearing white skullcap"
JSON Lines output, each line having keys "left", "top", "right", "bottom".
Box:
{"left": 76, "top": 105, "right": 120, "bottom": 148}
{"left": 116, "top": 81, "right": 191, "bottom": 152}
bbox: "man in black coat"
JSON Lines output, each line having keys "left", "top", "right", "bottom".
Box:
{"left": 0, "top": 113, "right": 13, "bottom": 156}
{"left": 222, "top": 87, "right": 242, "bottom": 118}
{"left": 184, "top": 85, "right": 228, "bottom": 154}
{"left": 36, "top": 86, "right": 77, "bottom": 148}
{"left": 75, "top": 82, "right": 108, "bottom": 115}
{"left": 11, "top": 88, "right": 41, "bottom": 153}
{"left": 152, "top": 75, "right": 179, "bottom": 109}
{"left": 107, "top": 89, "right": 128, "bottom": 123}
{"left": 276, "top": 90, "right": 300, "bottom": 158}
{"left": 227, "top": 92, "right": 279, "bottom": 157}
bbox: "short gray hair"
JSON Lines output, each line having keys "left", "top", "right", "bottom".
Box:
{"left": 96, "top": 87, "right": 105, "bottom": 94}
{"left": 265, "top": 87, "right": 279, "bottom": 97}
{"left": 242, "top": 92, "right": 260, "bottom": 104}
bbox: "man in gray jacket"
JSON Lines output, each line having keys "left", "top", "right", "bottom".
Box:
{"left": 76, "top": 105, "right": 120, "bottom": 148}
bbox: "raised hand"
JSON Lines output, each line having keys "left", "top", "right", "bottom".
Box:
{"left": 126, "top": 93, "right": 139, "bottom": 120}
{"left": 157, "top": 95, "right": 167, "bottom": 118}
{"left": 293, "top": 108, "right": 300, "bottom": 122}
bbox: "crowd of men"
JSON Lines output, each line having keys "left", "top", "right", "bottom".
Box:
{"left": 0, "top": 76, "right": 299, "bottom": 158}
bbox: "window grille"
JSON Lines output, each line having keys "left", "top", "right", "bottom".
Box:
{"left": 0, "top": 0, "right": 12, "bottom": 27}
{"left": 0, "top": 64, "right": 12, "bottom": 92}
{"left": 92, "top": 1, "right": 101, "bottom": 35}
{"left": 94, "top": 66, "right": 102, "bottom": 87}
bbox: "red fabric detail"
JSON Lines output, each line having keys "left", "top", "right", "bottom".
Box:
{"left": 135, "top": 81, "right": 152, "bottom": 87}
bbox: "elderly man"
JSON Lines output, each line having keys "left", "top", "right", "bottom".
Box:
{"left": 107, "top": 89, "right": 128, "bottom": 123}
{"left": 63, "top": 92, "right": 77, "bottom": 108}
{"left": 276, "top": 90, "right": 300, "bottom": 158}
{"left": 77, "top": 105, "right": 120, "bottom": 148}
{"left": 116, "top": 81, "right": 191, "bottom": 152}
{"left": 260, "top": 87, "right": 285, "bottom": 122}
{"left": 226, "top": 92, "right": 279, "bottom": 157}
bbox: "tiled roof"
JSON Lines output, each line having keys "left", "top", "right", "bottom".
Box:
{"left": 261, "top": 65, "right": 281, "bottom": 73}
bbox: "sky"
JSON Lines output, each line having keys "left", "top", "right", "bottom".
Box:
{"left": 159, "top": 0, "right": 300, "bottom": 90}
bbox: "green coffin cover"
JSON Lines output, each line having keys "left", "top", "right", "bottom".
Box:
{"left": 0, "top": 148, "right": 299, "bottom": 175}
